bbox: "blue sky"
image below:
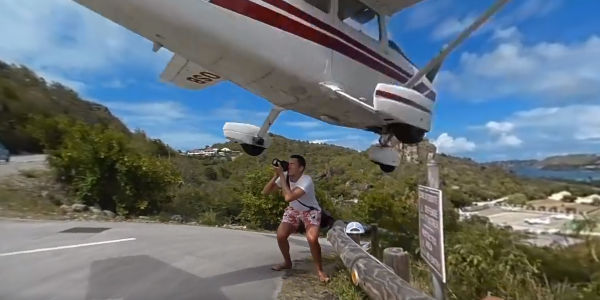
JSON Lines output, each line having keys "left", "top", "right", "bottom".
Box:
{"left": 1, "top": 0, "right": 599, "bottom": 161}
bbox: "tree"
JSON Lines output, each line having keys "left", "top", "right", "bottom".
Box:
{"left": 204, "top": 167, "right": 218, "bottom": 181}
{"left": 506, "top": 193, "right": 528, "bottom": 206}
{"left": 572, "top": 215, "right": 600, "bottom": 263}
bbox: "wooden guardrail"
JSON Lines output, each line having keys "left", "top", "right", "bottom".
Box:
{"left": 327, "top": 220, "right": 434, "bottom": 300}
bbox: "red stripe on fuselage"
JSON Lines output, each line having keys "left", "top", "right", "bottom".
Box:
{"left": 210, "top": 0, "right": 436, "bottom": 101}
{"left": 375, "top": 90, "right": 431, "bottom": 114}
{"left": 262, "top": 0, "right": 413, "bottom": 79}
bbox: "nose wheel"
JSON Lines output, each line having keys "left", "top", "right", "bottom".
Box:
{"left": 368, "top": 136, "right": 400, "bottom": 173}
{"left": 241, "top": 143, "right": 266, "bottom": 156}
{"left": 376, "top": 162, "right": 396, "bottom": 173}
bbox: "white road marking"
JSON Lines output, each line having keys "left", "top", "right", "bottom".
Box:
{"left": 0, "top": 238, "right": 136, "bottom": 257}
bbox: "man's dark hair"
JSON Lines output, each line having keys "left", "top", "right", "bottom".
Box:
{"left": 290, "top": 154, "right": 306, "bottom": 170}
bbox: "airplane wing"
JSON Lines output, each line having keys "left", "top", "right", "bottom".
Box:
{"left": 361, "top": 0, "right": 425, "bottom": 16}
{"left": 160, "top": 54, "right": 224, "bottom": 90}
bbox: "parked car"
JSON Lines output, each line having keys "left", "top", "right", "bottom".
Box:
{"left": 0, "top": 142, "right": 10, "bottom": 163}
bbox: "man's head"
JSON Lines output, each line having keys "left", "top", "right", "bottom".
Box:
{"left": 288, "top": 154, "right": 306, "bottom": 176}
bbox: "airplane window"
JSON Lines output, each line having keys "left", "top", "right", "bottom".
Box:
{"left": 338, "top": 0, "right": 381, "bottom": 41}
{"left": 304, "top": 0, "right": 330, "bottom": 14}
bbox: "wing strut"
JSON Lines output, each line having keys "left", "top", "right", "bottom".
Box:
{"left": 405, "top": 0, "right": 512, "bottom": 88}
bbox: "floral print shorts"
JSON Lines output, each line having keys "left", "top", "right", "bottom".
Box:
{"left": 282, "top": 206, "right": 321, "bottom": 228}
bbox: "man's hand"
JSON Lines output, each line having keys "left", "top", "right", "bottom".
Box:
{"left": 273, "top": 165, "right": 284, "bottom": 176}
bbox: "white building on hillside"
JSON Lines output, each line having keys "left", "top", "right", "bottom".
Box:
{"left": 575, "top": 194, "right": 600, "bottom": 204}
{"left": 548, "top": 191, "right": 571, "bottom": 201}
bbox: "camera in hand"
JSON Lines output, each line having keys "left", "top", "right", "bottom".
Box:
{"left": 272, "top": 158, "right": 289, "bottom": 171}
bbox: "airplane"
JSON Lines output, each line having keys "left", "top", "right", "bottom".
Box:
{"left": 73, "top": 0, "right": 511, "bottom": 172}
{"left": 551, "top": 214, "right": 574, "bottom": 220}
{"left": 524, "top": 217, "right": 551, "bottom": 225}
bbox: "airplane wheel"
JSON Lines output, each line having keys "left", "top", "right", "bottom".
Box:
{"left": 378, "top": 163, "right": 395, "bottom": 173}
{"left": 389, "top": 123, "right": 425, "bottom": 144}
{"left": 241, "top": 143, "right": 266, "bottom": 156}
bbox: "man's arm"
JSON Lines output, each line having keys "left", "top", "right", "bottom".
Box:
{"left": 262, "top": 174, "right": 280, "bottom": 195}
{"left": 279, "top": 173, "right": 306, "bottom": 202}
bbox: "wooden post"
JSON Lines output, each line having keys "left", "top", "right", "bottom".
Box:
{"left": 349, "top": 233, "right": 361, "bottom": 244}
{"left": 383, "top": 247, "right": 411, "bottom": 282}
{"left": 427, "top": 157, "right": 445, "bottom": 300}
{"left": 370, "top": 223, "right": 380, "bottom": 258}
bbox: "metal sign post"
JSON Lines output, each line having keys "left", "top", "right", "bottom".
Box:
{"left": 418, "top": 156, "right": 446, "bottom": 300}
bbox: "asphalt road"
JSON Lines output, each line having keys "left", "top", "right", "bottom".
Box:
{"left": 0, "top": 219, "right": 333, "bottom": 300}
{"left": 0, "top": 154, "right": 48, "bottom": 178}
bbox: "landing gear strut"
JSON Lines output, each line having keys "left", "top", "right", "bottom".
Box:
{"left": 389, "top": 123, "right": 425, "bottom": 145}
{"left": 223, "top": 106, "right": 284, "bottom": 156}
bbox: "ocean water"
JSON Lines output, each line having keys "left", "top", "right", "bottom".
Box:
{"left": 511, "top": 167, "right": 600, "bottom": 182}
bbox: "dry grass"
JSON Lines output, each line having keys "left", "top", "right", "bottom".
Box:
{"left": 0, "top": 170, "right": 65, "bottom": 219}
{"left": 277, "top": 255, "right": 367, "bottom": 300}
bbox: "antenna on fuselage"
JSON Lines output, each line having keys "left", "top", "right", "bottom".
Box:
{"left": 404, "top": 0, "right": 512, "bottom": 88}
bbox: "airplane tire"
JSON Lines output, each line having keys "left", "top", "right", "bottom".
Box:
{"left": 389, "top": 123, "right": 425, "bottom": 144}
{"left": 241, "top": 143, "right": 266, "bottom": 156}
{"left": 378, "top": 163, "right": 396, "bottom": 173}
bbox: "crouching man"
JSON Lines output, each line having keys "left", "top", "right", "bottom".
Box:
{"left": 262, "top": 154, "right": 329, "bottom": 283}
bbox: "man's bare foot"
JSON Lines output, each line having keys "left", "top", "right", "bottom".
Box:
{"left": 318, "top": 271, "right": 330, "bottom": 283}
{"left": 271, "top": 263, "right": 292, "bottom": 271}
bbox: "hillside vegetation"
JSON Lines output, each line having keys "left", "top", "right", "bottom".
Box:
{"left": 488, "top": 154, "right": 600, "bottom": 171}
{"left": 539, "top": 154, "right": 600, "bottom": 170}
{"left": 0, "top": 60, "right": 128, "bottom": 154}
{"left": 1, "top": 61, "right": 599, "bottom": 299}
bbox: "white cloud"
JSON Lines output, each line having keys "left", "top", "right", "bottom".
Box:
{"left": 35, "top": 69, "right": 87, "bottom": 93}
{"left": 306, "top": 130, "right": 342, "bottom": 138}
{"left": 207, "top": 107, "right": 268, "bottom": 125}
{"left": 477, "top": 104, "right": 600, "bottom": 159}
{"left": 439, "top": 35, "right": 600, "bottom": 102}
{"left": 491, "top": 26, "right": 521, "bottom": 41}
{"left": 510, "top": 0, "right": 562, "bottom": 21}
{"left": 0, "top": 0, "right": 171, "bottom": 90}
{"left": 431, "top": 15, "right": 475, "bottom": 40}
{"left": 103, "top": 101, "right": 187, "bottom": 126}
{"left": 513, "top": 105, "right": 600, "bottom": 142}
{"left": 432, "top": 133, "right": 476, "bottom": 154}
{"left": 497, "top": 134, "right": 523, "bottom": 147}
{"left": 310, "top": 139, "right": 334, "bottom": 144}
{"left": 480, "top": 0, "right": 561, "bottom": 36}
{"left": 402, "top": 0, "right": 453, "bottom": 30}
{"left": 485, "top": 121, "right": 515, "bottom": 135}
{"left": 102, "top": 79, "right": 127, "bottom": 89}
{"left": 284, "top": 121, "right": 323, "bottom": 129}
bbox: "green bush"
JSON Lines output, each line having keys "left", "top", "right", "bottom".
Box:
{"left": 27, "top": 117, "right": 181, "bottom": 216}
{"left": 238, "top": 168, "right": 288, "bottom": 230}
{"left": 199, "top": 209, "right": 219, "bottom": 226}
{"left": 445, "top": 221, "right": 545, "bottom": 299}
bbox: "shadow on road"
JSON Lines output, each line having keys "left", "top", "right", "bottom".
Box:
{"left": 86, "top": 255, "right": 280, "bottom": 300}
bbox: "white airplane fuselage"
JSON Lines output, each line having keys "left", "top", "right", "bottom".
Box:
{"left": 74, "top": 0, "right": 436, "bottom": 134}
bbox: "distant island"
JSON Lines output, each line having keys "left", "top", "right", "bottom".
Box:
{"left": 487, "top": 154, "right": 600, "bottom": 171}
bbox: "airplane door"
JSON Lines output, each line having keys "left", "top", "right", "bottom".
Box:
{"left": 287, "top": 0, "right": 334, "bottom": 77}
{"left": 332, "top": 0, "right": 390, "bottom": 103}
